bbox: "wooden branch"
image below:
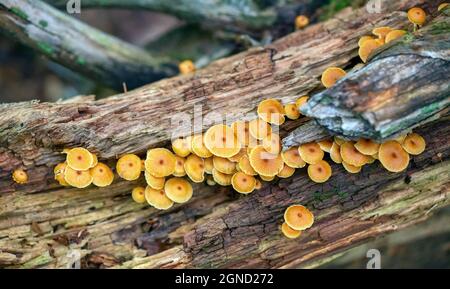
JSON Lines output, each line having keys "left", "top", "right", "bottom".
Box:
{"left": 0, "top": 0, "right": 177, "bottom": 90}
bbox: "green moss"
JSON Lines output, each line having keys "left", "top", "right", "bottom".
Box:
{"left": 319, "top": 0, "right": 365, "bottom": 21}
{"left": 10, "top": 7, "right": 28, "bottom": 21}
{"left": 37, "top": 42, "right": 54, "bottom": 55}
{"left": 428, "top": 22, "right": 450, "bottom": 35}
{"left": 39, "top": 20, "right": 48, "bottom": 28}
{"left": 76, "top": 56, "right": 86, "bottom": 66}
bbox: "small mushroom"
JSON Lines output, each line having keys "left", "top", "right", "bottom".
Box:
{"left": 144, "top": 186, "right": 173, "bottom": 210}
{"left": 145, "top": 170, "right": 165, "bottom": 190}
{"left": 257, "top": 99, "right": 285, "bottom": 125}
{"left": 281, "top": 147, "right": 306, "bottom": 168}
{"left": 249, "top": 146, "right": 284, "bottom": 177}
{"left": 212, "top": 168, "right": 232, "bottom": 186}
{"left": 204, "top": 157, "right": 214, "bottom": 174}
{"left": 298, "top": 142, "right": 324, "bottom": 165}
{"left": 358, "top": 39, "right": 382, "bottom": 63}
{"left": 254, "top": 179, "right": 262, "bottom": 190}
{"left": 277, "top": 164, "right": 295, "bottom": 178}
{"left": 330, "top": 142, "right": 343, "bottom": 164}
{"left": 284, "top": 205, "right": 314, "bottom": 231}
{"left": 204, "top": 124, "right": 241, "bottom": 158}
{"left": 231, "top": 121, "right": 253, "bottom": 147}
{"left": 438, "top": 3, "right": 449, "bottom": 11}
{"left": 262, "top": 133, "right": 281, "bottom": 155}
{"left": 231, "top": 172, "right": 256, "bottom": 194}
{"left": 213, "top": 156, "right": 237, "bottom": 174}
{"left": 117, "top": 154, "right": 142, "bottom": 181}
{"left": 90, "top": 162, "right": 114, "bottom": 187}
{"left": 66, "top": 147, "right": 94, "bottom": 171}
{"left": 145, "top": 148, "right": 176, "bottom": 178}
{"left": 179, "top": 60, "right": 195, "bottom": 74}
{"left": 317, "top": 139, "right": 333, "bottom": 153}
{"left": 184, "top": 154, "right": 205, "bottom": 183}
{"left": 307, "top": 160, "right": 332, "bottom": 183}
{"left": 321, "top": 67, "right": 346, "bottom": 88}
{"left": 342, "top": 161, "right": 361, "bottom": 174}
{"left": 249, "top": 119, "right": 273, "bottom": 140}
{"left": 64, "top": 166, "right": 93, "bottom": 188}
{"left": 295, "top": 96, "right": 309, "bottom": 109}
{"left": 281, "top": 222, "right": 302, "bottom": 239}
{"left": 173, "top": 156, "right": 187, "bottom": 177}
{"left": 295, "top": 15, "right": 309, "bottom": 30}
{"left": 385, "top": 30, "right": 407, "bottom": 43}
{"left": 12, "top": 169, "right": 28, "bottom": 184}
{"left": 191, "top": 134, "right": 213, "bottom": 158}
{"left": 372, "top": 26, "right": 393, "bottom": 41}
{"left": 354, "top": 138, "right": 380, "bottom": 156}
{"left": 402, "top": 133, "right": 426, "bottom": 155}
{"left": 340, "top": 141, "right": 369, "bottom": 167}
{"left": 408, "top": 7, "right": 426, "bottom": 31}
{"left": 172, "top": 138, "right": 191, "bottom": 157}
{"left": 284, "top": 103, "right": 300, "bottom": 120}
{"left": 164, "top": 177, "right": 193, "bottom": 203}
{"left": 238, "top": 155, "right": 257, "bottom": 176}
{"left": 54, "top": 162, "right": 69, "bottom": 186}
{"left": 378, "top": 141, "right": 410, "bottom": 172}
{"left": 131, "top": 186, "right": 146, "bottom": 204}
{"left": 358, "top": 35, "right": 375, "bottom": 47}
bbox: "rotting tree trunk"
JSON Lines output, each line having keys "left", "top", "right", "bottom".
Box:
{"left": 0, "top": 0, "right": 448, "bottom": 268}
{"left": 0, "top": 0, "right": 177, "bottom": 90}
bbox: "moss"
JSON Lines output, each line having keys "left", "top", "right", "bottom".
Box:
{"left": 10, "top": 7, "right": 28, "bottom": 21}
{"left": 77, "top": 56, "right": 86, "bottom": 66}
{"left": 39, "top": 20, "right": 48, "bottom": 28}
{"left": 428, "top": 22, "right": 450, "bottom": 35}
{"left": 319, "top": 0, "right": 365, "bottom": 21}
{"left": 37, "top": 42, "right": 54, "bottom": 55}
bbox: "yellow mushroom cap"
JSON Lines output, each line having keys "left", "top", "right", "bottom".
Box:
{"left": 206, "top": 176, "right": 216, "bottom": 186}
{"left": 212, "top": 168, "right": 232, "bottom": 186}
{"left": 359, "top": 39, "right": 382, "bottom": 63}
{"left": 358, "top": 35, "right": 375, "bottom": 47}
{"left": 281, "top": 147, "right": 306, "bottom": 168}
{"left": 334, "top": 136, "right": 345, "bottom": 145}
{"left": 372, "top": 26, "right": 393, "bottom": 40}
{"left": 64, "top": 166, "right": 93, "bottom": 188}
{"left": 354, "top": 138, "right": 380, "bottom": 156}
{"left": 231, "top": 172, "right": 256, "bottom": 194}
{"left": 90, "top": 162, "right": 114, "bottom": 187}
{"left": 321, "top": 67, "right": 346, "bottom": 88}
{"left": 340, "top": 141, "right": 369, "bottom": 167}
{"left": 249, "top": 146, "right": 284, "bottom": 177}
{"left": 172, "top": 138, "right": 191, "bottom": 157}
{"left": 330, "top": 142, "right": 343, "bottom": 164}
{"left": 281, "top": 222, "right": 302, "bottom": 239}
{"left": 204, "top": 157, "right": 214, "bottom": 174}
{"left": 66, "top": 147, "right": 94, "bottom": 171}
{"left": 191, "top": 134, "right": 213, "bottom": 158}
{"left": 366, "top": 156, "right": 376, "bottom": 164}
{"left": 257, "top": 99, "right": 285, "bottom": 125}
{"left": 213, "top": 156, "right": 237, "bottom": 174}
{"left": 295, "top": 15, "right": 309, "bottom": 29}
{"left": 342, "top": 161, "right": 361, "bottom": 174}
{"left": 12, "top": 169, "right": 28, "bottom": 184}
{"left": 295, "top": 96, "right": 309, "bottom": 109}
{"left": 145, "top": 170, "right": 165, "bottom": 190}
{"left": 249, "top": 119, "right": 273, "bottom": 140}
{"left": 408, "top": 7, "right": 426, "bottom": 25}
{"left": 204, "top": 124, "right": 241, "bottom": 158}
{"left": 262, "top": 133, "right": 281, "bottom": 155}
{"left": 254, "top": 179, "right": 262, "bottom": 190}
{"left": 117, "top": 154, "right": 142, "bottom": 181}
{"left": 277, "top": 164, "right": 295, "bottom": 178}
{"left": 238, "top": 155, "right": 257, "bottom": 176}
{"left": 144, "top": 186, "right": 173, "bottom": 210}
{"left": 173, "top": 156, "right": 186, "bottom": 177}
{"left": 284, "top": 205, "right": 314, "bottom": 231}
{"left": 385, "top": 30, "right": 407, "bottom": 43}
{"left": 228, "top": 148, "right": 246, "bottom": 162}
{"left": 164, "top": 177, "right": 193, "bottom": 203}
{"left": 131, "top": 186, "right": 146, "bottom": 203}
{"left": 259, "top": 174, "right": 275, "bottom": 182}
{"left": 402, "top": 133, "right": 426, "bottom": 155}
{"left": 184, "top": 154, "right": 205, "bottom": 183}
{"left": 438, "top": 3, "right": 449, "bottom": 11}
{"left": 179, "top": 60, "right": 195, "bottom": 74}
{"left": 379, "top": 141, "right": 410, "bottom": 172}
{"left": 298, "top": 142, "right": 324, "bottom": 165}
{"left": 231, "top": 121, "right": 253, "bottom": 146}
{"left": 284, "top": 103, "right": 300, "bottom": 120}
{"left": 307, "top": 160, "right": 332, "bottom": 183}
{"left": 317, "top": 139, "right": 333, "bottom": 153}
{"left": 145, "top": 148, "right": 176, "bottom": 178}
{"left": 90, "top": 154, "right": 98, "bottom": 168}
{"left": 54, "top": 162, "right": 69, "bottom": 186}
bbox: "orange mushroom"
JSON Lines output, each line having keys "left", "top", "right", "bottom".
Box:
{"left": 64, "top": 166, "right": 93, "bottom": 188}
{"left": 184, "top": 154, "right": 205, "bottom": 183}
{"left": 238, "top": 155, "right": 257, "bottom": 176}
{"left": 354, "top": 138, "right": 380, "bottom": 156}
{"left": 212, "top": 168, "right": 232, "bottom": 186}
{"left": 145, "top": 170, "right": 165, "bottom": 190}
{"left": 438, "top": 3, "right": 449, "bottom": 11}
{"left": 298, "top": 142, "right": 324, "bottom": 164}
{"left": 277, "top": 164, "right": 295, "bottom": 178}
{"left": 281, "top": 147, "right": 306, "bottom": 168}
{"left": 231, "top": 121, "right": 253, "bottom": 147}
{"left": 408, "top": 7, "right": 426, "bottom": 29}
{"left": 402, "top": 133, "right": 426, "bottom": 155}
{"left": 262, "top": 133, "right": 281, "bottom": 155}
{"left": 173, "top": 156, "right": 186, "bottom": 177}
{"left": 90, "top": 154, "right": 98, "bottom": 168}
{"left": 317, "top": 139, "right": 333, "bottom": 153}
{"left": 359, "top": 39, "right": 382, "bottom": 63}
{"left": 281, "top": 222, "right": 302, "bottom": 239}
{"left": 330, "top": 142, "right": 343, "bottom": 164}
{"left": 204, "top": 157, "right": 214, "bottom": 174}
{"left": 66, "top": 148, "right": 94, "bottom": 171}
{"left": 249, "top": 146, "right": 284, "bottom": 177}
{"left": 254, "top": 179, "right": 262, "bottom": 190}
{"left": 307, "top": 160, "right": 332, "bottom": 183}
{"left": 164, "top": 177, "right": 193, "bottom": 203}
{"left": 372, "top": 26, "right": 393, "bottom": 41}
{"left": 334, "top": 136, "right": 345, "bottom": 145}
{"left": 131, "top": 186, "right": 146, "bottom": 203}
{"left": 378, "top": 141, "right": 410, "bottom": 172}
{"left": 204, "top": 124, "right": 241, "bottom": 158}
{"left": 259, "top": 174, "right": 275, "bottom": 182}
{"left": 144, "top": 186, "right": 173, "bottom": 210}
{"left": 145, "top": 148, "right": 176, "bottom": 178}
{"left": 191, "top": 134, "right": 213, "bottom": 158}
{"left": 213, "top": 156, "right": 237, "bottom": 174}
{"left": 12, "top": 169, "right": 28, "bottom": 184}
{"left": 90, "top": 162, "right": 114, "bottom": 187}
{"left": 321, "top": 67, "right": 346, "bottom": 88}
{"left": 257, "top": 99, "right": 285, "bottom": 125}
{"left": 385, "top": 30, "right": 407, "bottom": 43}
{"left": 295, "top": 15, "right": 309, "bottom": 30}
{"left": 295, "top": 96, "right": 309, "bottom": 109}
{"left": 54, "top": 162, "right": 69, "bottom": 186}
{"left": 179, "top": 60, "right": 195, "bottom": 74}
{"left": 117, "top": 154, "right": 142, "bottom": 181}
{"left": 231, "top": 172, "right": 256, "bottom": 194}
{"left": 172, "top": 138, "right": 191, "bottom": 157}
{"left": 340, "top": 141, "right": 369, "bottom": 167}
{"left": 358, "top": 35, "right": 375, "bottom": 47}
{"left": 249, "top": 119, "right": 272, "bottom": 140}
{"left": 284, "top": 205, "right": 314, "bottom": 231}
{"left": 342, "top": 161, "right": 361, "bottom": 174}
{"left": 284, "top": 103, "right": 300, "bottom": 120}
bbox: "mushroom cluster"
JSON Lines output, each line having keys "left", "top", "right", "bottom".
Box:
{"left": 281, "top": 205, "right": 314, "bottom": 239}
{"left": 358, "top": 26, "right": 407, "bottom": 63}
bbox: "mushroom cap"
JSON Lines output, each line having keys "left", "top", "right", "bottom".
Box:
{"left": 372, "top": 26, "right": 393, "bottom": 40}
{"left": 164, "top": 177, "right": 193, "bottom": 203}
{"left": 295, "top": 15, "right": 309, "bottom": 29}
{"left": 231, "top": 172, "right": 256, "bottom": 194}
{"left": 12, "top": 169, "right": 28, "bottom": 184}
{"left": 259, "top": 174, "right": 275, "bottom": 182}
{"left": 385, "top": 30, "right": 406, "bottom": 43}
{"left": 295, "top": 96, "right": 309, "bottom": 109}
{"left": 204, "top": 157, "right": 214, "bottom": 174}
{"left": 262, "top": 133, "right": 281, "bottom": 155}
{"left": 366, "top": 156, "right": 376, "bottom": 164}
{"left": 145, "top": 148, "right": 176, "bottom": 178}
{"left": 144, "top": 170, "right": 166, "bottom": 190}
{"left": 231, "top": 121, "right": 253, "bottom": 146}
{"left": 340, "top": 141, "right": 369, "bottom": 167}
{"left": 131, "top": 186, "right": 146, "bottom": 203}
{"left": 334, "top": 136, "right": 345, "bottom": 145}
{"left": 117, "top": 154, "right": 142, "bottom": 180}
{"left": 317, "top": 139, "right": 333, "bottom": 153}
{"left": 402, "top": 133, "right": 426, "bottom": 155}
{"left": 330, "top": 142, "right": 343, "bottom": 164}
{"left": 228, "top": 148, "right": 246, "bottom": 162}
{"left": 173, "top": 156, "right": 187, "bottom": 177}
{"left": 144, "top": 186, "right": 173, "bottom": 210}
{"left": 393, "top": 134, "right": 407, "bottom": 144}
{"left": 281, "top": 147, "right": 306, "bottom": 168}
{"left": 277, "top": 164, "right": 295, "bottom": 178}
{"left": 307, "top": 160, "right": 332, "bottom": 183}
{"left": 321, "top": 67, "right": 346, "bottom": 88}
{"left": 90, "top": 162, "right": 114, "bottom": 187}
{"left": 358, "top": 39, "right": 382, "bottom": 63}
{"left": 298, "top": 142, "right": 324, "bottom": 165}
{"left": 64, "top": 166, "right": 93, "bottom": 188}
{"left": 254, "top": 179, "right": 262, "bottom": 190}
{"left": 238, "top": 155, "right": 257, "bottom": 176}
{"left": 408, "top": 7, "right": 426, "bottom": 25}
{"left": 206, "top": 176, "right": 216, "bottom": 186}
{"left": 342, "top": 161, "right": 361, "bottom": 174}
{"left": 249, "top": 146, "right": 284, "bottom": 177}
{"left": 54, "top": 162, "right": 69, "bottom": 186}
{"left": 284, "top": 205, "right": 314, "bottom": 231}
{"left": 257, "top": 99, "right": 285, "bottom": 125}
{"left": 354, "top": 138, "right": 380, "bottom": 156}
{"left": 204, "top": 124, "right": 241, "bottom": 158}
{"left": 191, "top": 134, "right": 213, "bottom": 158}
{"left": 379, "top": 141, "right": 410, "bottom": 172}
{"left": 213, "top": 156, "right": 237, "bottom": 174}
{"left": 90, "top": 154, "right": 98, "bottom": 168}
{"left": 66, "top": 148, "right": 94, "bottom": 171}
{"left": 212, "top": 168, "right": 232, "bottom": 186}
{"left": 184, "top": 154, "right": 205, "bottom": 183}
{"left": 438, "top": 3, "right": 449, "bottom": 11}
{"left": 179, "top": 60, "right": 196, "bottom": 74}
{"left": 358, "top": 35, "right": 375, "bottom": 47}
{"left": 249, "top": 119, "right": 272, "bottom": 140}
{"left": 281, "top": 222, "right": 302, "bottom": 239}
{"left": 172, "top": 138, "right": 191, "bottom": 157}
{"left": 284, "top": 103, "right": 300, "bottom": 120}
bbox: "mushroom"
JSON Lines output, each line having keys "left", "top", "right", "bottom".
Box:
{"left": 295, "top": 15, "right": 309, "bottom": 29}
{"left": 340, "top": 141, "right": 369, "bottom": 167}
{"left": 145, "top": 170, "right": 165, "bottom": 190}
{"left": 249, "top": 146, "right": 284, "bottom": 177}
{"left": 178, "top": 60, "right": 195, "bottom": 74}
{"left": 385, "top": 30, "right": 407, "bottom": 43}
{"left": 317, "top": 139, "right": 333, "bottom": 153}
{"left": 354, "top": 138, "right": 380, "bottom": 156}
{"left": 257, "top": 99, "right": 285, "bottom": 125}
{"left": 358, "top": 35, "right": 375, "bottom": 47}
{"left": 204, "top": 124, "right": 241, "bottom": 158}
{"left": 191, "top": 134, "right": 213, "bottom": 158}
{"left": 295, "top": 96, "right": 309, "bottom": 109}
{"left": 438, "top": 3, "right": 449, "bottom": 11}
{"left": 172, "top": 138, "right": 191, "bottom": 157}
{"left": 144, "top": 186, "right": 173, "bottom": 210}
{"left": 131, "top": 186, "right": 146, "bottom": 204}
{"left": 358, "top": 39, "right": 382, "bottom": 63}
{"left": 54, "top": 162, "right": 69, "bottom": 186}
{"left": 145, "top": 148, "right": 176, "bottom": 178}
{"left": 90, "top": 162, "right": 114, "bottom": 187}
{"left": 307, "top": 160, "right": 332, "bottom": 183}
{"left": 249, "top": 119, "right": 272, "bottom": 140}
{"left": 213, "top": 156, "right": 237, "bottom": 174}
{"left": 231, "top": 121, "right": 253, "bottom": 147}
{"left": 231, "top": 172, "right": 256, "bottom": 194}
{"left": 284, "top": 205, "right": 314, "bottom": 231}
{"left": 284, "top": 103, "right": 300, "bottom": 120}
{"left": 372, "top": 26, "right": 393, "bottom": 41}
{"left": 90, "top": 154, "right": 98, "bottom": 168}
{"left": 212, "top": 168, "right": 232, "bottom": 186}
{"left": 64, "top": 166, "right": 93, "bottom": 188}
{"left": 206, "top": 176, "right": 216, "bottom": 186}
{"left": 164, "top": 177, "right": 193, "bottom": 203}
{"left": 262, "top": 133, "right": 281, "bottom": 155}
{"left": 408, "top": 7, "right": 426, "bottom": 31}
{"left": 394, "top": 134, "right": 407, "bottom": 144}
{"left": 277, "top": 164, "right": 295, "bottom": 178}
{"left": 254, "top": 179, "right": 262, "bottom": 190}
{"left": 12, "top": 169, "right": 28, "bottom": 184}
{"left": 334, "top": 136, "right": 345, "bottom": 145}
{"left": 342, "top": 161, "right": 361, "bottom": 174}
{"left": 66, "top": 147, "right": 94, "bottom": 171}
{"left": 204, "top": 157, "right": 214, "bottom": 174}
{"left": 238, "top": 155, "right": 257, "bottom": 176}
{"left": 173, "top": 156, "right": 187, "bottom": 177}
{"left": 281, "top": 222, "right": 302, "bottom": 239}
{"left": 321, "top": 67, "right": 346, "bottom": 88}
{"left": 402, "top": 133, "right": 426, "bottom": 155}
{"left": 378, "top": 141, "right": 410, "bottom": 172}
{"left": 330, "top": 142, "right": 343, "bottom": 164}
{"left": 184, "top": 154, "right": 205, "bottom": 183}
{"left": 228, "top": 148, "right": 246, "bottom": 162}
{"left": 298, "top": 142, "right": 324, "bottom": 164}
{"left": 281, "top": 147, "right": 306, "bottom": 168}
{"left": 259, "top": 174, "right": 275, "bottom": 182}
{"left": 117, "top": 154, "right": 142, "bottom": 181}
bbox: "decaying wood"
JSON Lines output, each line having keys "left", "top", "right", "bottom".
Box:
{"left": 0, "top": 0, "right": 448, "bottom": 269}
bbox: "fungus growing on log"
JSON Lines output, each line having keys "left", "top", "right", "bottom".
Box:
{"left": 203, "top": 157, "right": 214, "bottom": 174}
{"left": 204, "top": 124, "right": 241, "bottom": 158}
{"left": 231, "top": 172, "right": 256, "bottom": 194}
{"left": 213, "top": 156, "right": 237, "bottom": 174}
{"left": 54, "top": 162, "right": 69, "bottom": 186}
{"left": 402, "top": 133, "right": 426, "bottom": 155}
{"left": 257, "top": 99, "right": 285, "bottom": 125}
{"left": 277, "top": 164, "right": 295, "bottom": 178}
{"left": 64, "top": 166, "right": 93, "bottom": 188}
{"left": 281, "top": 222, "right": 302, "bottom": 239}
{"left": 282, "top": 147, "right": 306, "bottom": 168}
{"left": 340, "top": 142, "right": 369, "bottom": 167}
{"left": 295, "top": 15, "right": 309, "bottom": 30}
{"left": 321, "top": 67, "right": 346, "bottom": 88}
{"left": 117, "top": 154, "right": 142, "bottom": 181}
{"left": 144, "top": 187, "right": 173, "bottom": 210}
{"left": 12, "top": 169, "right": 28, "bottom": 185}
{"left": 90, "top": 163, "right": 114, "bottom": 187}
{"left": 408, "top": 7, "right": 427, "bottom": 30}
{"left": 379, "top": 141, "right": 410, "bottom": 172}
{"left": 385, "top": 30, "right": 407, "bottom": 43}
{"left": 66, "top": 148, "right": 94, "bottom": 171}
{"left": 284, "top": 205, "right": 314, "bottom": 231}
{"left": 354, "top": 139, "right": 380, "bottom": 156}
{"left": 330, "top": 142, "right": 343, "bottom": 164}
{"left": 262, "top": 133, "right": 281, "bottom": 155}
{"left": 184, "top": 154, "right": 205, "bottom": 183}
{"left": 164, "top": 177, "right": 193, "bottom": 203}
{"left": 144, "top": 171, "right": 166, "bottom": 190}
{"left": 358, "top": 39, "right": 382, "bottom": 63}
{"left": 172, "top": 138, "right": 191, "bottom": 157}
{"left": 317, "top": 139, "right": 333, "bottom": 153}
{"left": 298, "top": 142, "right": 324, "bottom": 165}
{"left": 191, "top": 134, "right": 213, "bottom": 158}
{"left": 284, "top": 103, "right": 300, "bottom": 120}
{"left": 249, "top": 146, "right": 284, "bottom": 177}
{"left": 372, "top": 26, "right": 393, "bottom": 41}
{"left": 231, "top": 121, "right": 252, "bottom": 147}
{"left": 212, "top": 168, "right": 232, "bottom": 186}
{"left": 238, "top": 155, "right": 257, "bottom": 176}
{"left": 342, "top": 161, "right": 362, "bottom": 174}
{"left": 179, "top": 60, "right": 195, "bottom": 74}
{"left": 173, "top": 156, "right": 187, "bottom": 177}
{"left": 145, "top": 149, "right": 176, "bottom": 178}
{"left": 131, "top": 186, "right": 146, "bottom": 204}
{"left": 307, "top": 160, "right": 332, "bottom": 183}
